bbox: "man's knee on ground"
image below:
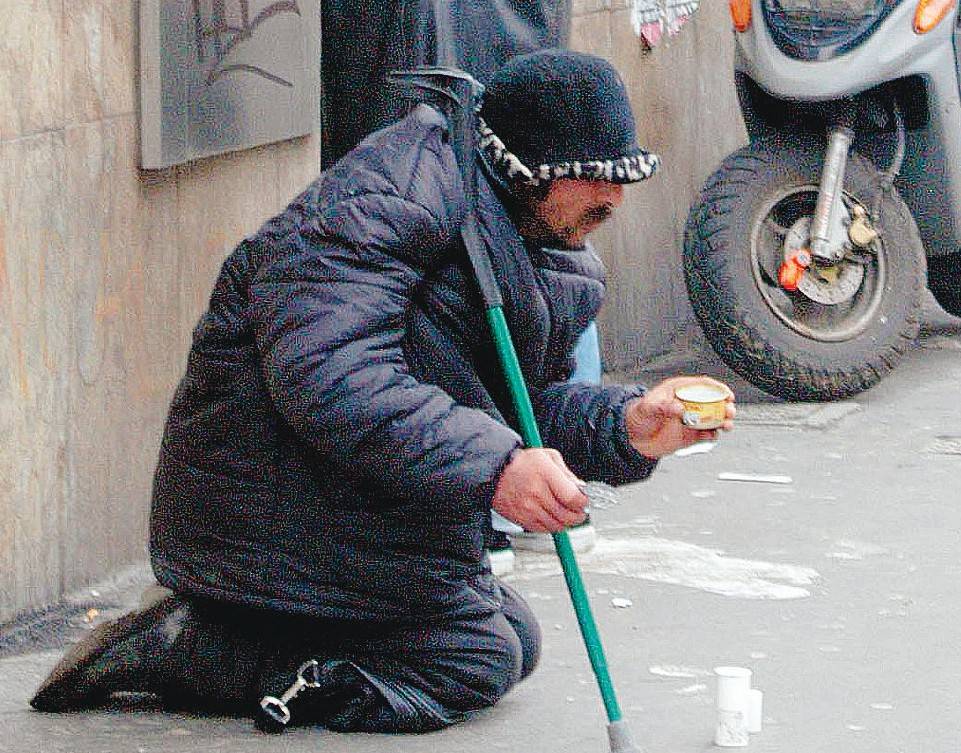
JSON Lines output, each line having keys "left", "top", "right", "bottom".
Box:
{"left": 433, "top": 615, "right": 526, "bottom": 711}
{"left": 498, "top": 582, "right": 542, "bottom": 681}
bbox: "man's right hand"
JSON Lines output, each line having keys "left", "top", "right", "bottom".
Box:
{"left": 491, "top": 448, "right": 588, "bottom": 533}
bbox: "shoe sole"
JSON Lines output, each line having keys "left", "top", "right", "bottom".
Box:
{"left": 29, "top": 596, "right": 178, "bottom": 712}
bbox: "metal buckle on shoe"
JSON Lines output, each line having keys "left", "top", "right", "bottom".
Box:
{"left": 258, "top": 659, "right": 323, "bottom": 726}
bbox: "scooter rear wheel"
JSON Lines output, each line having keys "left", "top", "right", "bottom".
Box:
{"left": 683, "top": 140, "right": 925, "bottom": 401}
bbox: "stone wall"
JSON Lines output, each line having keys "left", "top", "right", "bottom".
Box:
{"left": 570, "top": 0, "right": 747, "bottom": 373}
{"left": 0, "top": 1, "right": 320, "bottom": 621}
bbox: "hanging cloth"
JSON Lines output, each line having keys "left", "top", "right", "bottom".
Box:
{"left": 630, "top": 0, "right": 701, "bottom": 49}
{"left": 321, "top": 0, "right": 572, "bottom": 168}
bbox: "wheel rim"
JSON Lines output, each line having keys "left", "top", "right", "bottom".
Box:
{"left": 750, "top": 185, "right": 886, "bottom": 343}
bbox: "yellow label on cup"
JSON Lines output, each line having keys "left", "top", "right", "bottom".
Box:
{"left": 675, "top": 383, "right": 728, "bottom": 430}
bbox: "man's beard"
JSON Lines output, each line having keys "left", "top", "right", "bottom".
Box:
{"left": 517, "top": 216, "right": 584, "bottom": 250}
{"left": 540, "top": 225, "right": 582, "bottom": 250}
{"left": 512, "top": 199, "right": 609, "bottom": 250}
{"left": 540, "top": 208, "right": 611, "bottom": 250}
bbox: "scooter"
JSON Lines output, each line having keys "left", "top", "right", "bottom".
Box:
{"left": 684, "top": 0, "right": 961, "bottom": 400}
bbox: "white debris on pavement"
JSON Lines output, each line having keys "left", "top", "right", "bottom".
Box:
{"left": 675, "top": 683, "right": 708, "bottom": 695}
{"left": 602, "top": 516, "right": 660, "bottom": 535}
{"left": 718, "top": 472, "right": 793, "bottom": 484}
{"left": 648, "top": 665, "right": 708, "bottom": 679}
{"left": 673, "top": 441, "right": 716, "bottom": 457}
{"left": 826, "top": 539, "right": 889, "bottom": 560}
{"left": 610, "top": 597, "right": 633, "bottom": 608}
{"left": 769, "top": 486, "right": 796, "bottom": 495}
{"left": 826, "top": 552, "right": 862, "bottom": 561}
{"left": 511, "top": 536, "right": 820, "bottom": 599}
{"left": 524, "top": 591, "right": 554, "bottom": 600}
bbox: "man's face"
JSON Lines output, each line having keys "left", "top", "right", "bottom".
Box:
{"left": 523, "top": 178, "right": 625, "bottom": 249}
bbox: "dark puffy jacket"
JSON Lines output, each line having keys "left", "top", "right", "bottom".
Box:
{"left": 149, "top": 105, "right": 656, "bottom": 624}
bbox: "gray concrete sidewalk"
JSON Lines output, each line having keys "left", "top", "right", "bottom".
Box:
{"left": 2, "top": 299, "right": 959, "bottom": 753}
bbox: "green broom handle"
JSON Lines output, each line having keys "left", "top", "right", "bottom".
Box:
{"left": 486, "top": 306, "right": 624, "bottom": 724}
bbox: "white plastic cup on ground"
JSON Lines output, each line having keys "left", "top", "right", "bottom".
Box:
{"left": 714, "top": 666, "right": 751, "bottom": 747}
{"left": 715, "top": 709, "right": 748, "bottom": 747}
{"left": 748, "top": 688, "right": 763, "bottom": 733}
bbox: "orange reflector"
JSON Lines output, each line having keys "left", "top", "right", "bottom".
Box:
{"left": 729, "top": 0, "right": 752, "bottom": 31}
{"left": 914, "top": 0, "right": 954, "bottom": 33}
{"left": 778, "top": 248, "right": 811, "bottom": 292}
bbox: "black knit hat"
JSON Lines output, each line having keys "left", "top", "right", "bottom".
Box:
{"left": 478, "top": 49, "right": 660, "bottom": 186}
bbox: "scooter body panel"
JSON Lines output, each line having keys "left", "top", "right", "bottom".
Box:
{"left": 733, "top": 0, "right": 961, "bottom": 257}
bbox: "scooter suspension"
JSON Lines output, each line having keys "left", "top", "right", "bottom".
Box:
{"left": 809, "top": 126, "right": 854, "bottom": 264}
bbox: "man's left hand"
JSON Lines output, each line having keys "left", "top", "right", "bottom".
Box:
{"left": 624, "top": 376, "right": 736, "bottom": 459}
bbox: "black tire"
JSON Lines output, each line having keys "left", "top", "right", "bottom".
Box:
{"left": 683, "top": 141, "right": 924, "bottom": 401}
{"left": 927, "top": 252, "right": 961, "bottom": 317}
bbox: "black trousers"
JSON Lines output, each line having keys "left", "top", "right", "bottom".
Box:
{"left": 160, "top": 575, "right": 541, "bottom": 732}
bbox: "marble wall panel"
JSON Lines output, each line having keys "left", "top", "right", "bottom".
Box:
{"left": 0, "top": 0, "right": 64, "bottom": 140}
{"left": 172, "top": 139, "right": 314, "bottom": 334}
{"left": 570, "top": 4, "right": 613, "bottom": 60}
{"left": 103, "top": 0, "right": 137, "bottom": 118}
{"left": 0, "top": 132, "right": 70, "bottom": 621}
{"left": 60, "top": 116, "right": 154, "bottom": 591}
{"left": 63, "top": 0, "right": 106, "bottom": 124}
{"left": 0, "top": 0, "right": 321, "bottom": 619}
{"left": 573, "top": 0, "right": 610, "bottom": 15}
